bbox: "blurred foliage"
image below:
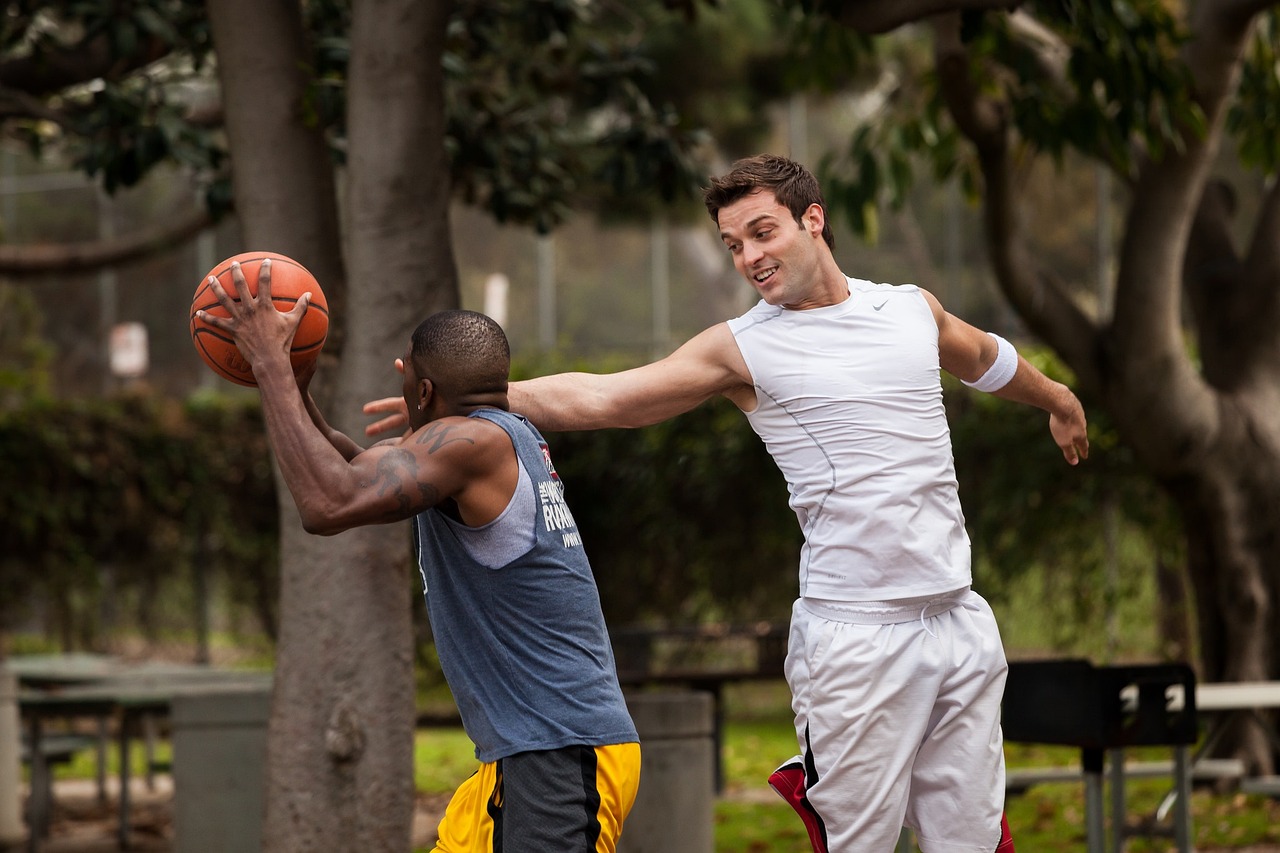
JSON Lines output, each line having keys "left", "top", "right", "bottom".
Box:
{"left": 0, "top": 0, "right": 223, "bottom": 202}
{"left": 440, "top": 0, "right": 712, "bottom": 230}
{"left": 819, "top": 0, "right": 1212, "bottom": 236}
{"left": 1227, "top": 10, "right": 1280, "bottom": 172}
{"left": 1, "top": 0, "right": 941, "bottom": 237}
{"left": 0, "top": 284, "right": 51, "bottom": 409}
{"left": 0, "top": 392, "right": 278, "bottom": 644}
{"left": 0, "top": 0, "right": 787, "bottom": 234}
{"left": 0, "top": 348, "right": 1179, "bottom": 650}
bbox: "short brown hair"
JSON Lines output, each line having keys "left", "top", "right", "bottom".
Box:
{"left": 703, "top": 154, "right": 835, "bottom": 250}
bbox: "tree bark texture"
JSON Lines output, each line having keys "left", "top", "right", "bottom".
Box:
{"left": 206, "top": 0, "right": 424, "bottom": 848}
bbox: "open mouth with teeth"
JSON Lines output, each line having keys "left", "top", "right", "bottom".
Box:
{"left": 754, "top": 268, "right": 777, "bottom": 283}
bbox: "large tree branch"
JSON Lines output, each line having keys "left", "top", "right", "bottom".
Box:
{"left": 1216, "top": 0, "right": 1280, "bottom": 27}
{"left": 1184, "top": 176, "right": 1280, "bottom": 383}
{"left": 0, "top": 86, "right": 74, "bottom": 126}
{"left": 823, "top": 0, "right": 1020, "bottom": 34}
{"left": 1107, "top": 0, "right": 1261, "bottom": 451}
{"left": 1184, "top": 179, "right": 1247, "bottom": 388}
{"left": 0, "top": 33, "right": 172, "bottom": 96}
{"left": 932, "top": 14, "right": 1100, "bottom": 390}
{"left": 1245, "top": 172, "right": 1280, "bottom": 279}
{"left": 1240, "top": 174, "right": 1280, "bottom": 369}
{"left": 0, "top": 205, "right": 215, "bottom": 276}
{"left": 1005, "top": 9, "right": 1069, "bottom": 90}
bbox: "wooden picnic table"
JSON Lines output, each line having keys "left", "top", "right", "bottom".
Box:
{"left": 11, "top": 654, "right": 271, "bottom": 851}
{"left": 1192, "top": 680, "right": 1280, "bottom": 797}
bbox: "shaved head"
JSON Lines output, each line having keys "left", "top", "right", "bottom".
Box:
{"left": 409, "top": 310, "right": 510, "bottom": 401}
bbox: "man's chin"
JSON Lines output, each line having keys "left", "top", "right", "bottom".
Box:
{"left": 753, "top": 284, "right": 784, "bottom": 305}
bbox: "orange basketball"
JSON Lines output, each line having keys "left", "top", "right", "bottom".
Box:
{"left": 189, "top": 251, "right": 329, "bottom": 387}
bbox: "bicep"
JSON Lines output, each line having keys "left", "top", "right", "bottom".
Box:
{"left": 923, "top": 289, "right": 996, "bottom": 383}
{"left": 348, "top": 445, "right": 455, "bottom": 518}
{"left": 315, "top": 424, "right": 483, "bottom": 529}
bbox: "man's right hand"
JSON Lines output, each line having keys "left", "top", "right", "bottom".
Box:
{"left": 363, "top": 396, "right": 409, "bottom": 438}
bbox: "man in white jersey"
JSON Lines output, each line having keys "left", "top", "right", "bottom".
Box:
{"left": 366, "top": 155, "right": 1089, "bottom": 852}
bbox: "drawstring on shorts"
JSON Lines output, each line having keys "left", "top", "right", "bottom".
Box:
{"left": 919, "top": 604, "right": 938, "bottom": 638}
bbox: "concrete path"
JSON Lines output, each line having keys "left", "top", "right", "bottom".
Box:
{"left": 8, "top": 778, "right": 448, "bottom": 853}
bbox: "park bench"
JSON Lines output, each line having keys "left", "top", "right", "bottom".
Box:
{"left": 1191, "top": 680, "right": 1280, "bottom": 802}
{"left": 20, "top": 730, "right": 103, "bottom": 849}
{"left": 1005, "top": 757, "right": 1246, "bottom": 795}
{"left": 1002, "top": 659, "right": 1200, "bottom": 852}
{"left": 1241, "top": 776, "right": 1280, "bottom": 796}
{"left": 19, "top": 731, "right": 99, "bottom": 770}
{"left": 1003, "top": 661, "right": 1280, "bottom": 852}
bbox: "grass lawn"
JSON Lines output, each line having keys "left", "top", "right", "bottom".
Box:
{"left": 36, "top": 687, "right": 1280, "bottom": 852}
{"left": 411, "top": 682, "right": 1280, "bottom": 852}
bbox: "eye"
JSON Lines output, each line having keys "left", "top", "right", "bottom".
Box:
{"left": 726, "top": 242, "right": 742, "bottom": 255}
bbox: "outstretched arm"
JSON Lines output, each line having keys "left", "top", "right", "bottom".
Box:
{"left": 364, "top": 325, "right": 754, "bottom": 438}
{"left": 507, "top": 323, "right": 755, "bottom": 431}
{"left": 925, "top": 290, "right": 1089, "bottom": 465}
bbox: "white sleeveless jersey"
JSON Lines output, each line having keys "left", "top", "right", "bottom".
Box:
{"left": 726, "top": 278, "right": 972, "bottom": 601}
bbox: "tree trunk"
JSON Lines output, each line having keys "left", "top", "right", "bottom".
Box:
{"left": 206, "top": 0, "right": 423, "bottom": 849}
{"left": 1160, "top": 407, "right": 1280, "bottom": 775}
{"left": 1153, "top": 555, "right": 1190, "bottom": 664}
{"left": 1099, "top": 5, "right": 1280, "bottom": 772}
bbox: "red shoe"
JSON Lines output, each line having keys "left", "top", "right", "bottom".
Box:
{"left": 768, "top": 757, "right": 828, "bottom": 853}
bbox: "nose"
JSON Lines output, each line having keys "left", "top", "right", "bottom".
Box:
{"left": 740, "top": 239, "right": 764, "bottom": 266}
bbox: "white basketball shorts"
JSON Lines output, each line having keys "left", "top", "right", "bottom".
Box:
{"left": 784, "top": 588, "right": 1008, "bottom": 852}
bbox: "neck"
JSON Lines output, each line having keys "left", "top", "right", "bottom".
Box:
{"left": 782, "top": 266, "right": 849, "bottom": 311}
{"left": 450, "top": 391, "right": 509, "bottom": 416}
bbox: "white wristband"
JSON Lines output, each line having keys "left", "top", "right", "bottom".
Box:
{"left": 962, "top": 333, "right": 1018, "bottom": 392}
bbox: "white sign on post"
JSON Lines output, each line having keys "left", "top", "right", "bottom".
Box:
{"left": 109, "top": 322, "right": 149, "bottom": 378}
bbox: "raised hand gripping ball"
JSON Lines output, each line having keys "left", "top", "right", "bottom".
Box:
{"left": 189, "top": 251, "right": 329, "bottom": 387}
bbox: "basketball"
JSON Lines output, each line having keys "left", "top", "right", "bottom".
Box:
{"left": 189, "top": 251, "right": 329, "bottom": 387}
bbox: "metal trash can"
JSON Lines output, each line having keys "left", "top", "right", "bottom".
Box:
{"left": 1003, "top": 659, "right": 1197, "bottom": 852}
{"left": 171, "top": 687, "right": 271, "bottom": 853}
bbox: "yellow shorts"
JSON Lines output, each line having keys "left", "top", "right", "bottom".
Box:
{"left": 433, "top": 742, "right": 641, "bottom": 853}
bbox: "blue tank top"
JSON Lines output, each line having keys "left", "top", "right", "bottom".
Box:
{"left": 413, "top": 408, "right": 637, "bottom": 761}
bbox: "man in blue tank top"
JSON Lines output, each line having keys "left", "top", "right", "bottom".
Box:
{"left": 196, "top": 282, "right": 639, "bottom": 853}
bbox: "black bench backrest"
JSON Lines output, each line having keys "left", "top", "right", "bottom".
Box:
{"left": 1003, "top": 659, "right": 1197, "bottom": 749}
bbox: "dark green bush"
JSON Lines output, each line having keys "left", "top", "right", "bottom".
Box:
{"left": 0, "top": 391, "right": 278, "bottom": 645}
{"left": 0, "top": 347, "right": 1178, "bottom": 654}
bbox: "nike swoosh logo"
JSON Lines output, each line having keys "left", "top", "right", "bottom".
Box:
{"left": 873, "top": 300, "right": 888, "bottom": 311}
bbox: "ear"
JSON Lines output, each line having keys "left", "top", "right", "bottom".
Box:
{"left": 803, "top": 203, "right": 825, "bottom": 238}
{"left": 416, "top": 377, "right": 434, "bottom": 412}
